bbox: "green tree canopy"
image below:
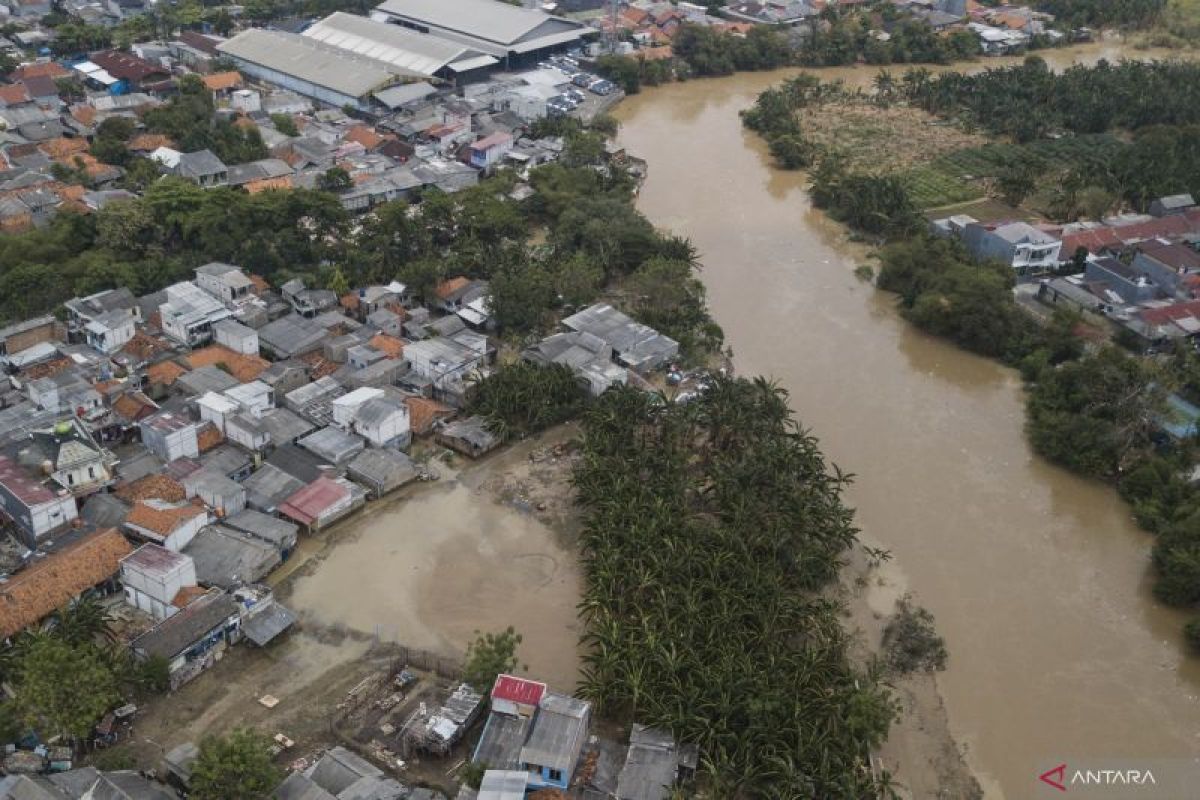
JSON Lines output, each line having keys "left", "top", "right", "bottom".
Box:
{"left": 189, "top": 728, "right": 283, "bottom": 800}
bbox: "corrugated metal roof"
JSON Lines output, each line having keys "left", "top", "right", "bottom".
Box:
{"left": 218, "top": 28, "right": 402, "bottom": 99}
{"left": 374, "top": 0, "right": 583, "bottom": 47}
{"left": 303, "top": 12, "right": 497, "bottom": 77}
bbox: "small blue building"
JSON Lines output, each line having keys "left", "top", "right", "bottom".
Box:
{"left": 518, "top": 693, "right": 591, "bottom": 790}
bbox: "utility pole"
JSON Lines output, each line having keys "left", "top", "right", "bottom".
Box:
{"left": 609, "top": 0, "right": 619, "bottom": 53}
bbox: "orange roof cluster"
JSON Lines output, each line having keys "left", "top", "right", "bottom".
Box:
{"left": 112, "top": 391, "right": 158, "bottom": 423}
{"left": 129, "top": 133, "right": 174, "bottom": 152}
{"left": 127, "top": 501, "right": 205, "bottom": 537}
{"left": 116, "top": 475, "right": 185, "bottom": 505}
{"left": 122, "top": 332, "right": 172, "bottom": 363}
{"left": 22, "top": 357, "right": 72, "bottom": 381}
{"left": 369, "top": 333, "right": 405, "bottom": 360}
{"left": 344, "top": 125, "right": 384, "bottom": 150}
{"left": 186, "top": 344, "right": 269, "bottom": 383}
{"left": 406, "top": 395, "right": 453, "bottom": 436}
{"left": 202, "top": 71, "right": 243, "bottom": 92}
{"left": 146, "top": 360, "right": 187, "bottom": 387}
{"left": 0, "top": 529, "right": 133, "bottom": 640}
{"left": 245, "top": 176, "right": 293, "bottom": 194}
{"left": 298, "top": 350, "right": 338, "bottom": 380}
{"left": 39, "top": 137, "right": 88, "bottom": 160}
{"left": 435, "top": 276, "right": 469, "bottom": 301}
{"left": 12, "top": 62, "right": 70, "bottom": 81}
{"left": 172, "top": 584, "right": 208, "bottom": 608}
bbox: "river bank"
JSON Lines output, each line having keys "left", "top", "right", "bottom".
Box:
{"left": 612, "top": 40, "right": 1200, "bottom": 799}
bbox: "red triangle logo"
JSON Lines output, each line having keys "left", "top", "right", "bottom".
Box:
{"left": 1040, "top": 763, "right": 1068, "bottom": 792}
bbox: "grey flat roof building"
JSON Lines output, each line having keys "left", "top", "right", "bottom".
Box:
{"left": 183, "top": 525, "right": 280, "bottom": 590}
{"left": 217, "top": 28, "right": 403, "bottom": 102}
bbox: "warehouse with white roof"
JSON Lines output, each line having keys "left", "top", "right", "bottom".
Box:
{"left": 216, "top": 28, "right": 409, "bottom": 111}
{"left": 302, "top": 12, "right": 498, "bottom": 84}
{"left": 371, "top": 0, "right": 589, "bottom": 67}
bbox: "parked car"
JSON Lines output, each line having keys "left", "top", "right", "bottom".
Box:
{"left": 572, "top": 73, "right": 594, "bottom": 88}
{"left": 588, "top": 78, "right": 614, "bottom": 95}
{"left": 566, "top": 88, "right": 586, "bottom": 103}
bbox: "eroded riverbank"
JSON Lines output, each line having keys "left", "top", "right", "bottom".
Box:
{"left": 613, "top": 41, "right": 1200, "bottom": 798}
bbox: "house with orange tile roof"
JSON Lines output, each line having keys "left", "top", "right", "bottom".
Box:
{"left": 202, "top": 71, "right": 243, "bottom": 93}
{"left": 369, "top": 333, "right": 405, "bottom": 360}
{"left": 116, "top": 474, "right": 186, "bottom": 505}
{"left": 344, "top": 124, "right": 384, "bottom": 151}
{"left": 129, "top": 133, "right": 175, "bottom": 153}
{"left": 125, "top": 499, "right": 208, "bottom": 551}
{"left": 11, "top": 63, "right": 69, "bottom": 82}
{"left": 0, "top": 528, "right": 133, "bottom": 639}
{"left": 146, "top": 360, "right": 187, "bottom": 391}
{"left": 0, "top": 84, "right": 31, "bottom": 108}
{"left": 113, "top": 391, "right": 159, "bottom": 426}
{"left": 186, "top": 345, "right": 269, "bottom": 384}
{"left": 39, "top": 137, "right": 88, "bottom": 160}
{"left": 406, "top": 395, "right": 454, "bottom": 436}
{"left": 244, "top": 175, "right": 293, "bottom": 194}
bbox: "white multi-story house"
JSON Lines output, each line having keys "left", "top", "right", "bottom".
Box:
{"left": 159, "top": 282, "right": 233, "bottom": 347}
{"left": 121, "top": 544, "right": 198, "bottom": 620}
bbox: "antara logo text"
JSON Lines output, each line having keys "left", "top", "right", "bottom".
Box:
{"left": 1039, "top": 763, "right": 1158, "bottom": 792}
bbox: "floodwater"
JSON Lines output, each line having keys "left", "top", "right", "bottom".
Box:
{"left": 613, "top": 42, "right": 1200, "bottom": 799}
{"left": 287, "top": 470, "right": 584, "bottom": 691}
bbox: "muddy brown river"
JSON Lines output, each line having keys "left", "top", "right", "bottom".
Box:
{"left": 613, "top": 42, "right": 1200, "bottom": 799}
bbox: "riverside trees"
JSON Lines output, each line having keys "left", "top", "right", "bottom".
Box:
{"left": 573, "top": 379, "right": 895, "bottom": 797}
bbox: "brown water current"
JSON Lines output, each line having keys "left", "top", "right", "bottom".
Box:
{"left": 613, "top": 42, "right": 1200, "bottom": 799}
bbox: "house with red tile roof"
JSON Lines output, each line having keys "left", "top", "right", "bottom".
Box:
{"left": 125, "top": 499, "right": 208, "bottom": 551}
{"left": 0, "top": 528, "right": 132, "bottom": 639}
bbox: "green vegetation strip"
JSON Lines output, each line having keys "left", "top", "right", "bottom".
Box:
{"left": 573, "top": 380, "right": 895, "bottom": 797}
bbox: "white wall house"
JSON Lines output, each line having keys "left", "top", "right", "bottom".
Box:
{"left": 0, "top": 455, "right": 78, "bottom": 547}
{"left": 224, "top": 381, "right": 273, "bottom": 418}
{"left": 213, "top": 319, "right": 260, "bottom": 355}
{"left": 84, "top": 311, "right": 136, "bottom": 354}
{"left": 139, "top": 412, "right": 201, "bottom": 462}
{"left": 126, "top": 500, "right": 209, "bottom": 552}
{"left": 197, "top": 391, "right": 239, "bottom": 434}
{"left": 353, "top": 397, "right": 410, "bottom": 448}
{"left": 159, "top": 282, "right": 234, "bottom": 348}
{"left": 331, "top": 387, "right": 384, "bottom": 429}
{"left": 121, "top": 544, "right": 198, "bottom": 621}
{"left": 226, "top": 413, "right": 270, "bottom": 452}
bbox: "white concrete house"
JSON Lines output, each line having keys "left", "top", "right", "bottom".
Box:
{"left": 197, "top": 391, "right": 239, "bottom": 434}
{"left": 139, "top": 411, "right": 201, "bottom": 462}
{"left": 224, "top": 381, "right": 273, "bottom": 418}
{"left": 195, "top": 262, "right": 255, "bottom": 308}
{"left": 159, "top": 282, "right": 233, "bottom": 347}
{"left": 0, "top": 455, "right": 79, "bottom": 547}
{"left": 84, "top": 310, "right": 136, "bottom": 354}
{"left": 121, "top": 544, "right": 198, "bottom": 621}
{"left": 331, "top": 387, "right": 384, "bottom": 429}
{"left": 213, "top": 318, "right": 260, "bottom": 355}
{"left": 353, "top": 396, "right": 410, "bottom": 448}
{"left": 126, "top": 499, "right": 209, "bottom": 552}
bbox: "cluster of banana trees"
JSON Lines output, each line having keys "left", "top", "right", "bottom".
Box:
{"left": 468, "top": 362, "right": 589, "bottom": 441}
{"left": 573, "top": 378, "right": 897, "bottom": 798}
